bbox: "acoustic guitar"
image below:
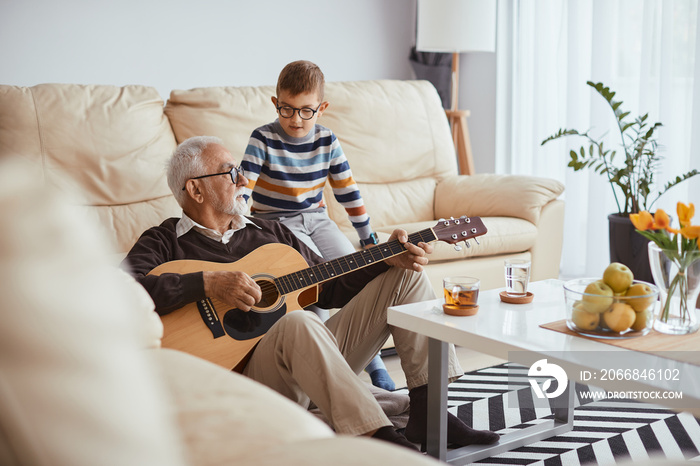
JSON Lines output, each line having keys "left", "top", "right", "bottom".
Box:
{"left": 148, "top": 216, "right": 487, "bottom": 371}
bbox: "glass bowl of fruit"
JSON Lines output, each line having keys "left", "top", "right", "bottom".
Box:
{"left": 563, "top": 265, "right": 659, "bottom": 338}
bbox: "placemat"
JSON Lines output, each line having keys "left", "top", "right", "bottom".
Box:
{"left": 540, "top": 319, "right": 700, "bottom": 366}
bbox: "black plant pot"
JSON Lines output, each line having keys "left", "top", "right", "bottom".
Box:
{"left": 607, "top": 213, "right": 654, "bottom": 284}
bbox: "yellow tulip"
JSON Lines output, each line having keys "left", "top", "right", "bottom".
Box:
{"left": 654, "top": 209, "right": 672, "bottom": 231}
{"left": 681, "top": 225, "right": 700, "bottom": 240}
{"left": 630, "top": 211, "right": 655, "bottom": 230}
{"left": 677, "top": 202, "right": 695, "bottom": 227}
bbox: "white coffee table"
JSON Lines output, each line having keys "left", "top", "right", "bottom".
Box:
{"left": 387, "top": 279, "right": 700, "bottom": 464}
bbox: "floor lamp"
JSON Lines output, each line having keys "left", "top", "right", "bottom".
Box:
{"left": 416, "top": 0, "right": 497, "bottom": 175}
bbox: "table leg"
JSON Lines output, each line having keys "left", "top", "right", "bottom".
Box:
{"left": 423, "top": 341, "right": 577, "bottom": 465}
{"left": 426, "top": 337, "right": 448, "bottom": 460}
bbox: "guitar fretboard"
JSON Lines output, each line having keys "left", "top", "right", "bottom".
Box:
{"left": 273, "top": 229, "right": 437, "bottom": 294}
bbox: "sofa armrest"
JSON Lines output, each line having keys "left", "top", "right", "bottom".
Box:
{"left": 434, "top": 174, "right": 564, "bottom": 225}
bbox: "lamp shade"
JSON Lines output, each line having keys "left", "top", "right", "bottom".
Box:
{"left": 416, "top": 0, "right": 497, "bottom": 53}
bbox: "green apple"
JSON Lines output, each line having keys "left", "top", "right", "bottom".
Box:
{"left": 631, "top": 307, "right": 652, "bottom": 332}
{"left": 571, "top": 301, "right": 600, "bottom": 330}
{"left": 603, "top": 302, "right": 636, "bottom": 332}
{"left": 624, "top": 283, "right": 656, "bottom": 312}
{"left": 603, "top": 262, "right": 634, "bottom": 293}
{"left": 581, "top": 280, "right": 614, "bottom": 314}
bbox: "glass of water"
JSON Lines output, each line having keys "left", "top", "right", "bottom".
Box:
{"left": 504, "top": 259, "right": 531, "bottom": 297}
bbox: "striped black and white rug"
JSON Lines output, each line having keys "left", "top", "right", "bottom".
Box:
{"left": 396, "top": 362, "right": 700, "bottom": 465}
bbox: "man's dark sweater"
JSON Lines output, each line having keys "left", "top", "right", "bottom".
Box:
{"left": 123, "top": 217, "right": 390, "bottom": 315}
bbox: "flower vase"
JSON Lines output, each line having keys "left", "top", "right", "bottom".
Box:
{"left": 648, "top": 242, "right": 700, "bottom": 334}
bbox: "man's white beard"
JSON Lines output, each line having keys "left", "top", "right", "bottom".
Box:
{"left": 209, "top": 186, "right": 248, "bottom": 228}
{"left": 222, "top": 196, "right": 247, "bottom": 217}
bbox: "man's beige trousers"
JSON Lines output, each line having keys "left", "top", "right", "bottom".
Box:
{"left": 244, "top": 267, "right": 464, "bottom": 435}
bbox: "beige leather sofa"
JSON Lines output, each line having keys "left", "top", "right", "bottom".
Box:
{"left": 0, "top": 81, "right": 564, "bottom": 293}
{"left": 0, "top": 81, "right": 564, "bottom": 464}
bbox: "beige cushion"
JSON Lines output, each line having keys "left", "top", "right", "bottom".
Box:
{"left": 114, "top": 268, "right": 163, "bottom": 348}
{"left": 239, "top": 437, "right": 441, "bottom": 466}
{"left": 325, "top": 178, "right": 438, "bottom": 233}
{"left": 435, "top": 174, "right": 565, "bottom": 225}
{"left": 0, "top": 84, "right": 181, "bottom": 254}
{"left": 319, "top": 80, "right": 457, "bottom": 183}
{"left": 154, "top": 349, "right": 334, "bottom": 466}
{"left": 165, "top": 85, "right": 278, "bottom": 156}
{"left": 0, "top": 158, "right": 185, "bottom": 466}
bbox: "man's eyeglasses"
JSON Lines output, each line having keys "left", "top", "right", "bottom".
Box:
{"left": 276, "top": 102, "right": 322, "bottom": 120}
{"left": 182, "top": 165, "right": 245, "bottom": 190}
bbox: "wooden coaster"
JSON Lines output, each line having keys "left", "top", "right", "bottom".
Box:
{"left": 443, "top": 303, "right": 479, "bottom": 316}
{"left": 499, "top": 291, "right": 534, "bottom": 304}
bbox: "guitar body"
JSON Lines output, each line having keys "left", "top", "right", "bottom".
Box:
{"left": 149, "top": 243, "right": 318, "bottom": 371}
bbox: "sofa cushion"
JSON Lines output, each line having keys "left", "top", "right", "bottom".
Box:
{"left": 165, "top": 85, "right": 278, "bottom": 160}
{"left": 154, "top": 349, "right": 334, "bottom": 466}
{"left": 0, "top": 158, "right": 185, "bottom": 466}
{"left": 319, "top": 80, "right": 457, "bottom": 183}
{"left": 0, "top": 84, "right": 181, "bottom": 254}
{"left": 113, "top": 267, "right": 163, "bottom": 349}
{"left": 240, "top": 437, "right": 441, "bottom": 466}
{"left": 325, "top": 178, "right": 438, "bottom": 233}
{"left": 435, "top": 174, "right": 565, "bottom": 225}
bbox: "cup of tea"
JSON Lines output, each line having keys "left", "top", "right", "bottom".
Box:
{"left": 504, "top": 259, "right": 531, "bottom": 297}
{"left": 442, "top": 276, "right": 480, "bottom": 316}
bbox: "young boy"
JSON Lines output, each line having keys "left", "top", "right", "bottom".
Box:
{"left": 241, "top": 60, "right": 394, "bottom": 390}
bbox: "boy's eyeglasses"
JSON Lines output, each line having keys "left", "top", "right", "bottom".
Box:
{"left": 182, "top": 165, "right": 244, "bottom": 190}
{"left": 276, "top": 102, "right": 322, "bottom": 120}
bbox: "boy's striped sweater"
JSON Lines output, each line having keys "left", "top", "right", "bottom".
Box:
{"left": 241, "top": 120, "right": 372, "bottom": 241}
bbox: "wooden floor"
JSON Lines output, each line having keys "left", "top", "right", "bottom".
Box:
{"left": 358, "top": 346, "right": 506, "bottom": 389}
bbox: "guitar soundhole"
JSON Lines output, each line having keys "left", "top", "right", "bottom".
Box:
{"left": 255, "top": 279, "right": 279, "bottom": 308}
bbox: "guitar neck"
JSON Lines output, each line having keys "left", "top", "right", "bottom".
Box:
{"left": 274, "top": 228, "right": 437, "bottom": 295}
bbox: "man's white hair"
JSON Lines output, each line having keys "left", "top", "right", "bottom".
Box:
{"left": 167, "top": 136, "right": 223, "bottom": 207}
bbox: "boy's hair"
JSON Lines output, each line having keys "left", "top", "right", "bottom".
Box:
{"left": 276, "top": 60, "right": 325, "bottom": 100}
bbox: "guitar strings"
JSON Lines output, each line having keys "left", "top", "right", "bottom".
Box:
{"left": 251, "top": 221, "right": 482, "bottom": 297}
{"left": 272, "top": 233, "right": 439, "bottom": 295}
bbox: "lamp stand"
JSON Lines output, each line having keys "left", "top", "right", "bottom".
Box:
{"left": 446, "top": 52, "right": 475, "bottom": 175}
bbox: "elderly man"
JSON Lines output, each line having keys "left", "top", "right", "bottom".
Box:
{"left": 123, "top": 136, "right": 499, "bottom": 450}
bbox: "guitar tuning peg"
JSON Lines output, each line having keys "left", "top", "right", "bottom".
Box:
{"left": 464, "top": 240, "right": 471, "bottom": 248}
{"left": 438, "top": 218, "right": 445, "bottom": 222}
{"left": 454, "top": 244, "right": 462, "bottom": 252}
{"left": 474, "top": 237, "right": 480, "bottom": 245}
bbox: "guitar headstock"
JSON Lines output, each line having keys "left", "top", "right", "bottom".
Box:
{"left": 432, "top": 216, "right": 487, "bottom": 249}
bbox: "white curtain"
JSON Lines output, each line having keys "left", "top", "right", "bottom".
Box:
{"left": 496, "top": 0, "right": 700, "bottom": 279}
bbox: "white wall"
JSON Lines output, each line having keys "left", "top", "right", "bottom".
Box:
{"left": 462, "top": 53, "right": 497, "bottom": 173}
{"left": 0, "top": 0, "right": 498, "bottom": 171}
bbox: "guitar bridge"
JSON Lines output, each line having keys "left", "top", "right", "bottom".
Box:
{"left": 196, "top": 299, "right": 225, "bottom": 338}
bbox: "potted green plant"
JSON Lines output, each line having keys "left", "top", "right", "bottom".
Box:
{"left": 541, "top": 81, "right": 699, "bottom": 281}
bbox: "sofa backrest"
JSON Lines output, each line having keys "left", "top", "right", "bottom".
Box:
{"left": 0, "top": 84, "right": 180, "bottom": 255}
{"left": 165, "top": 80, "right": 456, "bottom": 232}
{"left": 0, "top": 80, "right": 456, "bottom": 255}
